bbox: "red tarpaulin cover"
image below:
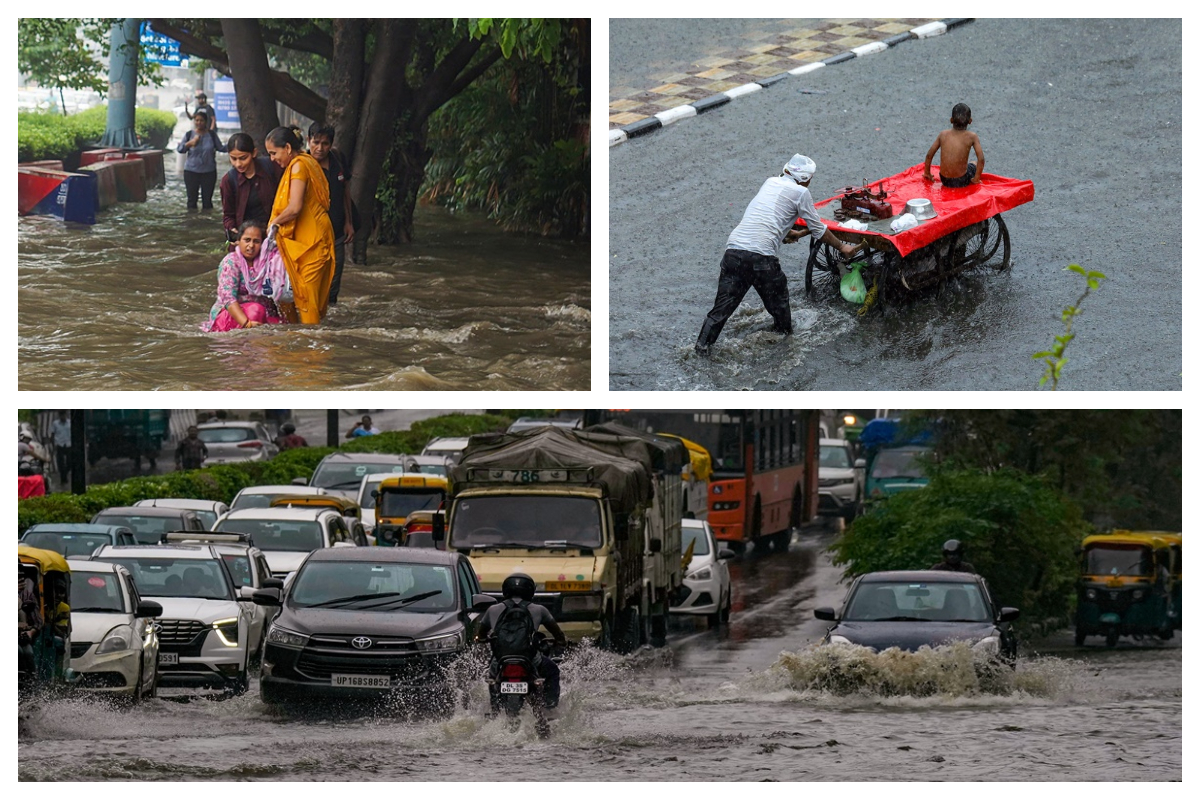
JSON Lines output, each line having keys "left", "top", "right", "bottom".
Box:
{"left": 797, "top": 164, "right": 1035, "bottom": 257}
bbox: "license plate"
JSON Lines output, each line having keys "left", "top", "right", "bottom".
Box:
{"left": 546, "top": 581, "right": 590, "bottom": 592}
{"left": 332, "top": 674, "right": 390, "bottom": 688}
{"left": 500, "top": 682, "right": 528, "bottom": 694}
{"left": 158, "top": 652, "right": 179, "bottom": 665}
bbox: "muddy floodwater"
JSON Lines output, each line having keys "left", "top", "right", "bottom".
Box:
{"left": 18, "top": 176, "right": 590, "bottom": 390}
{"left": 18, "top": 534, "right": 1180, "bottom": 781}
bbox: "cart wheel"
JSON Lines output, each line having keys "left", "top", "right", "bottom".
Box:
{"left": 805, "top": 240, "right": 819, "bottom": 294}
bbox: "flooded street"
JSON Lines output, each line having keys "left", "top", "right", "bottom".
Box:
{"left": 18, "top": 175, "right": 590, "bottom": 390}
{"left": 18, "top": 528, "right": 1181, "bottom": 781}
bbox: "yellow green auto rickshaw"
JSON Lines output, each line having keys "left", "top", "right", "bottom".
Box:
{"left": 1075, "top": 532, "right": 1175, "bottom": 647}
{"left": 373, "top": 475, "right": 448, "bottom": 546}
{"left": 1122, "top": 530, "right": 1181, "bottom": 631}
{"left": 18, "top": 544, "right": 75, "bottom": 692}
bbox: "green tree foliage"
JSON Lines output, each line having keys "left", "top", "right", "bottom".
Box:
{"left": 908, "top": 410, "right": 1182, "bottom": 530}
{"left": 832, "top": 468, "right": 1088, "bottom": 633}
{"left": 17, "top": 412, "right": 515, "bottom": 534}
{"left": 18, "top": 107, "right": 176, "bottom": 162}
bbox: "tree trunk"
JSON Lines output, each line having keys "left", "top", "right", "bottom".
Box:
{"left": 220, "top": 19, "right": 279, "bottom": 149}
{"left": 326, "top": 19, "right": 367, "bottom": 165}
{"left": 377, "top": 122, "right": 432, "bottom": 245}
{"left": 349, "top": 20, "right": 414, "bottom": 264}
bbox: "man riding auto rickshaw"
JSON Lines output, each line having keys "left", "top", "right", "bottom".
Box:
{"left": 1075, "top": 532, "right": 1175, "bottom": 647}
{"left": 18, "top": 545, "right": 75, "bottom": 692}
{"left": 372, "top": 475, "right": 448, "bottom": 546}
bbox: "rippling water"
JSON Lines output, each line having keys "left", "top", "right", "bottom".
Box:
{"left": 18, "top": 175, "right": 590, "bottom": 390}
{"left": 18, "top": 636, "right": 1180, "bottom": 781}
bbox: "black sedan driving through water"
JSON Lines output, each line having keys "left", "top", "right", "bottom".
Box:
{"left": 814, "top": 570, "right": 1019, "bottom": 662}
{"left": 253, "top": 548, "right": 494, "bottom": 706}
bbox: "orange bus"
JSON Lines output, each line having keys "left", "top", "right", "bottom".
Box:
{"left": 583, "top": 410, "right": 820, "bottom": 553}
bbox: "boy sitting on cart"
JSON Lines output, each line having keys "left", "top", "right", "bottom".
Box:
{"left": 923, "top": 103, "right": 985, "bottom": 188}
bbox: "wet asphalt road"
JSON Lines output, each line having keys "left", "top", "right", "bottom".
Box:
{"left": 609, "top": 18, "right": 1182, "bottom": 390}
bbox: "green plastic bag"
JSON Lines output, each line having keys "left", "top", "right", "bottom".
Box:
{"left": 840, "top": 262, "right": 868, "bottom": 304}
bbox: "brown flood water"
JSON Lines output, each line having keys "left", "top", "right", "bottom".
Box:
{"left": 18, "top": 175, "right": 590, "bottom": 390}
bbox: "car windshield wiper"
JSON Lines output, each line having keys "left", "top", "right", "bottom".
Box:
{"left": 872, "top": 615, "right": 926, "bottom": 621}
{"left": 470, "top": 542, "right": 535, "bottom": 549}
{"left": 352, "top": 590, "right": 442, "bottom": 611}
{"left": 306, "top": 591, "right": 403, "bottom": 608}
{"left": 73, "top": 606, "right": 123, "bottom": 613}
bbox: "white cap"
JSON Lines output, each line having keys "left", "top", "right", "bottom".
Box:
{"left": 783, "top": 154, "right": 817, "bottom": 184}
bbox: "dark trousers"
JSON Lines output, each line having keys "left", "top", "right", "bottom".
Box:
{"left": 329, "top": 235, "right": 346, "bottom": 303}
{"left": 537, "top": 653, "right": 561, "bottom": 708}
{"left": 940, "top": 163, "right": 976, "bottom": 188}
{"left": 54, "top": 446, "right": 71, "bottom": 483}
{"left": 184, "top": 170, "right": 217, "bottom": 209}
{"left": 697, "top": 248, "right": 792, "bottom": 348}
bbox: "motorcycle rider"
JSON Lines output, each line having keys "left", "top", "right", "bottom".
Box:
{"left": 475, "top": 573, "right": 566, "bottom": 709}
{"left": 930, "top": 539, "right": 976, "bottom": 573}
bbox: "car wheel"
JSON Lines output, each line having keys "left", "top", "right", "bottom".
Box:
{"left": 227, "top": 668, "right": 250, "bottom": 696}
{"left": 1105, "top": 629, "right": 1119, "bottom": 648}
{"left": 130, "top": 661, "right": 144, "bottom": 705}
{"left": 719, "top": 590, "right": 732, "bottom": 624}
{"left": 616, "top": 604, "right": 641, "bottom": 654}
{"left": 597, "top": 611, "right": 614, "bottom": 651}
{"left": 1074, "top": 628, "right": 1086, "bottom": 647}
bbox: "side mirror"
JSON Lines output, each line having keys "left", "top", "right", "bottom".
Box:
{"left": 814, "top": 607, "right": 837, "bottom": 621}
{"left": 135, "top": 600, "right": 163, "bottom": 618}
{"left": 291, "top": 477, "right": 308, "bottom": 486}
{"left": 237, "top": 585, "right": 257, "bottom": 600}
{"left": 717, "top": 549, "right": 736, "bottom": 561}
{"left": 471, "top": 594, "right": 498, "bottom": 612}
{"left": 998, "top": 607, "right": 1020, "bottom": 623}
{"left": 262, "top": 578, "right": 284, "bottom": 590}
{"left": 854, "top": 458, "right": 866, "bottom": 469}
{"left": 371, "top": 490, "right": 380, "bottom": 500}
{"left": 252, "top": 589, "right": 282, "bottom": 607}
{"left": 649, "top": 538, "right": 663, "bottom": 554}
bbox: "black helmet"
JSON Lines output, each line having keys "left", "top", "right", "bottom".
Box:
{"left": 282, "top": 422, "right": 296, "bottom": 434}
{"left": 502, "top": 573, "right": 536, "bottom": 601}
{"left": 943, "top": 539, "right": 964, "bottom": 565}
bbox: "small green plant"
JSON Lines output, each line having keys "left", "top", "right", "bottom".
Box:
{"left": 1033, "top": 264, "right": 1107, "bottom": 390}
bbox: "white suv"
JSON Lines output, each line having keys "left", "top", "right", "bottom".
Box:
{"left": 213, "top": 507, "right": 357, "bottom": 579}
{"left": 91, "top": 543, "right": 252, "bottom": 694}
{"left": 818, "top": 438, "right": 866, "bottom": 522}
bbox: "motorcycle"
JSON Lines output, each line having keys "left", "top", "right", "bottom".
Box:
{"left": 486, "top": 633, "right": 557, "bottom": 738}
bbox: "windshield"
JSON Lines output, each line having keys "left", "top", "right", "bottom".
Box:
{"left": 451, "top": 496, "right": 602, "bottom": 549}
{"left": 1085, "top": 545, "right": 1150, "bottom": 577}
{"left": 681, "top": 525, "right": 711, "bottom": 556}
{"left": 380, "top": 490, "right": 444, "bottom": 519}
{"left": 198, "top": 427, "right": 255, "bottom": 444}
{"left": 820, "top": 445, "right": 852, "bottom": 469}
{"left": 290, "top": 561, "right": 456, "bottom": 612}
{"left": 193, "top": 510, "right": 218, "bottom": 529}
{"left": 312, "top": 462, "right": 405, "bottom": 490}
{"left": 22, "top": 532, "right": 111, "bottom": 557}
{"left": 870, "top": 449, "right": 928, "bottom": 480}
{"left": 221, "top": 554, "right": 254, "bottom": 587}
{"left": 844, "top": 581, "right": 990, "bottom": 622}
{"left": 408, "top": 463, "right": 447, "bottom": 476}
{"left": 92, "top": 514, "right": 182, "bottom": 545}
{"left": 97, "top": 557, "right": 232, "bottom": 601}
{"left": 215, "top": 519, "right": 323, "bottom": 552}
{"left": 359, "top": 480, "right": 384, "bottom": 509}
{"left": 73, "top": 572, "right": 127, "bottom": 612}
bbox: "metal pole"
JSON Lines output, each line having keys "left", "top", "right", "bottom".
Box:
{"left": 69, "top": 410, "right": 87, "bottom": 495}
{"left": 327, "top": 410, "right": 339, "bottom": 447}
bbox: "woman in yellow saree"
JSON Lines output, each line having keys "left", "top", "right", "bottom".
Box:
{"left": 265, "top": 127, "right": 335, "bottom": 324}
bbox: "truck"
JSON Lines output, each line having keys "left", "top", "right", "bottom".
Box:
{"left": 447, "top": 426, "right": 685, "bottom": 652}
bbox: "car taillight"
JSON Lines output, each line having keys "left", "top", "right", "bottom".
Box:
{"left": 501, "top": 664, "right": 528, "bottom": 679}
{"left": 237, "top": 440, "right": 263, "bottom": 448}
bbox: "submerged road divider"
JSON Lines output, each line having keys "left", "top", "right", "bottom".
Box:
{"left": 610, "top": 19, "right": 973, "bottom": 148}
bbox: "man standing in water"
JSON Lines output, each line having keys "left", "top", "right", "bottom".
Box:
{"left": 175, "top": 426, "right": 208, "bottom": 471}
{"left": 307, "top": 123, "right": 355, "bottom": 305}
{"left": 695, "top": 154, "right": 857, "bottom": 356}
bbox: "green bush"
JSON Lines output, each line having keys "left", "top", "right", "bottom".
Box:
{"left": 18, "top": 106, "right": 178, "bottom": 162}
{"left": 830, "top": 468, "right": 1089, "bottom": 634}
{"left": 17, "top": 412, "right": 517, "bottom": 534}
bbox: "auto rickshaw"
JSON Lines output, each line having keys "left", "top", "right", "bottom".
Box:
{"left": 18, "top": 544, "right": 74, "bottom": 693}
{"left": 1122, "top": 531, "right": 1182, "bottom": 631}
{"left": 1075, "top": 532, "right": 1175, "bottom": 647}
{"left": 402, "top": 509, "right": 447, "bottom": 549}
{"left": 373, "top": 475, "right": 448, "bottom": 546}
{"left": 269, "top": 494, "right": 371, "bottom": 545}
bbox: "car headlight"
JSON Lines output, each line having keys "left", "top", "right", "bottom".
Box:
{"left": 211, "top": 617, "right": 240, "bottom": 647}
{"left": 972, "top": 635, "right": 1000, "bottom": 654}
{"left": 827, "top": 634, "right": 854, "bottom": 645}
{"left": 95, "top": 624, "right": 135, "bottom": 655}
{"left": 266, "top": 624, "right": 308, "bottom": 649}
{"left": 415, "top": 631, "right": 464, "bottom": 654}
{"left": 1085, "top": 589, "right": 1097, "bottom": 600}
{"left": 688, "top": 567, "right": 712, "bottom": 581}
{"left": 561, "top": 594, "right": 602, "bottom": 614}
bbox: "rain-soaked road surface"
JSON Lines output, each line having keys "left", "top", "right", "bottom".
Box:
{"left": 19, "top": 174, "right": 590, "bottom": 391}
{"left": 609, "top": 18, "right": 1181, "bottom": 390}
{"left": 18, "top": 525, "right": 1181, "bottom": 781}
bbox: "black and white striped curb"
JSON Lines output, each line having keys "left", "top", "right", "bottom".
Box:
{"left": 609, "top": 19, "right": 974, "bottom": 147}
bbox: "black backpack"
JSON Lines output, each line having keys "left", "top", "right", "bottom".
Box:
{"left": 491, "top": 598, "right": 536, "bottom": 658}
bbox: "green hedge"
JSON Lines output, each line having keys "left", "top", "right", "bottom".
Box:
{"left": 830, "top": 468, "right": 1090, "bottom": 635}
{"left": 18, "top": 106, "right": 177, "bottom": 162}
{"left": 17, "top": 412, "right": 517, "bottom": 534}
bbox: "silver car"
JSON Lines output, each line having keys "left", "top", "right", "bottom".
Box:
{"left": 197, "top": 422, "right": 280, "bottom": 464}
{"left": 818, "top": 438, "right": 866, "bottom": 522}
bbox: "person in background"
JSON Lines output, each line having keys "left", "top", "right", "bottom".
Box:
{"left": 184, "top": 91, "right": 217, "bottom": 132}
{"left": 275, "top": 422, "right": 309, "bottom": 451}
{"left": 346, "top": 415, "right": 381, "bottom": 439}
{"left": 175, "top": 425, "right": 208, "bottom": 471}
{"left": 176, "top": 108, "right": 226, "bottom": 211}
{"left": 265, "top": 126, "right": 335, "bottom": 324}
{"left": 307, "top": 122, "right": 356, "bottom": 304}
{"left": 930, "top": 539, "right": 977, "bottom": 573}
{"left": 50, "top": 411, "right": 71, "bottom": 486}
{"left": 221, "top": 133, "right": 281, "bottom": 246}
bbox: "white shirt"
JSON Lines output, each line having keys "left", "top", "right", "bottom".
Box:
{"left": 50, "top": 419, "right": 71, "bottom": 448}
{"left": 725, "top": 176, "right": 827, "bottom": 257}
